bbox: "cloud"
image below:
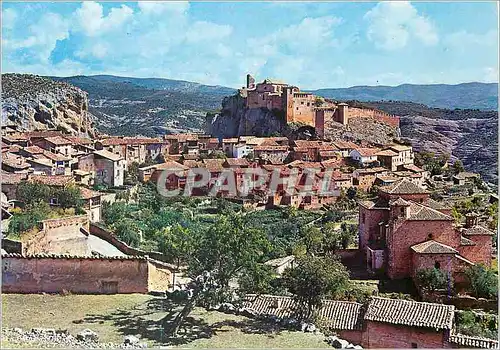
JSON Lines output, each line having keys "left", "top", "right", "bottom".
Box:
{"left": 74, "top": 1, "right": 133, "bottom": 37}
{"left": 444, "top": 30, "right": 497, "bottom": 51}
{"left": 483, "top": 67, "right": 499, "bottom": 82}
{"left": 185, "top": 21, "right": 233, "bottom": 43}
{"left": 2, "top": 8, "right": 18, "bottom": 30}
{"left": 138, "top": 1, "right": 189, "bottom": 16}
{"left": 364, "top": 2, "right": 438, "bottom": 50}
{"left": 3, "top": 12, "right": 70, "bottom": 63}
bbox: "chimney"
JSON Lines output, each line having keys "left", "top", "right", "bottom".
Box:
{"left": 465, "top": 212, "right": 478, "bottom": 228}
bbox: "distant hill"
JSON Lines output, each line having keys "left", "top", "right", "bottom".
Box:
{"left": 311, "top": 82, "right": 498, "bottom": 110}
{"left": 50, "top": 75, "right": 237, "bottom": 136}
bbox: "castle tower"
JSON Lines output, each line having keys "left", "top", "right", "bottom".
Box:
{"left": 315, "top": 110, "right": 325, "bottom": 139}
{"left": 246, "top": 74, "right": 256, "bottom": 90}
{"left": 337, "top": 102, "right": 349, "bottom": 125}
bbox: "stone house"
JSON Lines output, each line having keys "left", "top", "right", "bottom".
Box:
{"left": 1, "top": 153, "right": 31, "bottom": 173}
{"left": 222, "top": 138, "right": 239, "bottom": 156}
{"left": 377, "top": 144, "right": 414, "bottom": 171}
{"left": 352, "top": 167, "right": 387, "bottom": 191}
{"left": 333, "top": 141, "right": 358, "bottom": 158}
{"left": 453, "top": 172, "right": 480, "bottom": 186}
{"left": 138, "top": 161, "right": 188, "bottom": 184}
{"left": 253, "top": 145, "right": 289, "bottom": 164}
{"left": 33, "top": 136, "right": 73, "bottom": 157}
{"left": 27, "top": 150, "right": 71, "bottom": 176}
{"left": 358, "top": 179, "right": 493, "bottom": 281}
{"left": 78, "top": 150, "right": 125, "bottom": 187}
{"left": 79, "top": 187, "right": 102, "bottom": 223}
{"left": 95, "top": 137, "right": 165, "bottom": 168}
{"left": 349, "top": 148, "right": 380, "bottom": 166}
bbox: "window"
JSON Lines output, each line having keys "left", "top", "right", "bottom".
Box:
{"left": 428, "top": 233, "right": 433, "bottom": 239}
{"left": 296, "top": 107, "right": 299, "bottom": 110}
{"left": 411, "top": 343, "right": 418, "bottom": 348}
{"left": 434, "top": 261, "right": 441, "bottom": 269}
{"left": 400, "top": 207, "right": 404, "bottom": 215}
{"left": 301, "top": 101, "right": 304, "bottom": 105}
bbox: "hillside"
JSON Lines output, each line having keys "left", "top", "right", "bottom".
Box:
{"left": 351, "top": 100, "right": 498, "bottom": 183}
{"left": 50, "top": 75, "right": 236, "bottom": 136}
{"left": 312, "top": 82, "right": 498, "bottom": 110}
{"left": 1, "top": 74, "right": 96, "bottom": 137}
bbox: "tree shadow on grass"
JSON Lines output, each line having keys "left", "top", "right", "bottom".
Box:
{"left": 74, "top": 297, "right": 290, "bottom": 346}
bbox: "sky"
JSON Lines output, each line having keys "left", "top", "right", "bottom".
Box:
{"left": 2, "top": 1, "right": 499, "bottom": 89}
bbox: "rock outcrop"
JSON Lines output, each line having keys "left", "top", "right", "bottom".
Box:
{"left": 400, "top": 115, "right": 498, "bottom": 183}
{"left": 2, "top": 74, "right": 97, "bottom": 137}
{"left": 206, "top": 94, "right": 285, "bottom": 138}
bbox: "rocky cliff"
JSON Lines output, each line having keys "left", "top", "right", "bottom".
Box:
{"left": 206, "top": 94, "right": 286, "bottom": 138}
{"left": 400, "top": 115, "right": 497, "bottom": 183}
{"left": 2, "top": 74, "right": 97, "bottom": 137}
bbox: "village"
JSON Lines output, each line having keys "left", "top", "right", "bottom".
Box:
{"left": 1, "top": 76, "right": 498, "bottom": 349}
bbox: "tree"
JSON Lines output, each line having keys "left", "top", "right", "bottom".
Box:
{"left": 415, "top": 268, "right": 452, "bottom": 292}
{"left": 281, "top": 255, "right": 349, "bottom": 320}
{"left": 113, "top": 218, "right": 141, "bottom": 246}
{"left": 54, "top": 185, "right": 83, "bottom": 209}
{"left": 314, "top": 97, "right": 324, "bottom": 107}
{"left": 168, "top": 213, "right": 270, "bottom": 335}
{"left": 16, "top": 182, "right": 50, "bottom": 206}
{"left": 452, "top": 160, "right": 465, "bottom": 174}
{"left": 322, "top": 223, "right": 343, "bottom": 255}
{"left": 102, "top": 201, "right": 130, "bottom": 226}
{"left": 465, "top": 265, "right": 498, "bottom": 299}
{"left": 7, "top": 201, "right": 51, "bottom": 236}
{"left": 301, "top": 226, "right": 323, "bottom": 255}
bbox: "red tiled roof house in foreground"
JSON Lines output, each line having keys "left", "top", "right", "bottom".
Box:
{"left": 243, "top": 294, "right": 498, "bottom": 348}
{"left": 358, "top": 179, "right": 494, "bottom": 282}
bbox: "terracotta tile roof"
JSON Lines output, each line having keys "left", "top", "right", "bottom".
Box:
{"left": 28, "top": 158, "right": 52, "bottom": 168}
{"left": 359, "top": 198, "right": 390, "bottom": 210}
{"left": 319, "top": 150, "right": 339, "bottom": 157}
{"left": 2, "top": 154, "right": 31, "bottom": 170}
{"left": 182, "top": 160, "right": 200, "bottom": 168}
{"left": 1, "top": 172, "right": 28, "bottom": 184}
{"left": 225, "top": 158, "right": 250, "bottom": 167}
{"left": 411, "top": 240, "right": 458, "bottom": 254}
{"left": 79, "top": 187, "right": 102, "bottom": 199}
{"left": 387, "top": 144, "right": 412, "bottom": 152}
{"left": 259, "top": 139, "right": 279, "bottom": 146}
{"left": 100, "top": 136, "right": 162, "bottom": 146}
{"left": 354, "top": 148, "right": 380, "bottom": 157}
{"left": 94, "top": 150, "right": 123, "bottom": 161}
{"left": 23, "top": 145, "right": 45, "bottom": 154}
{"left": 242, "top": 294, "right": 363, "bottom": 330}
{"left": 381, "top": 178, "right": 428, "bottom": 195}
{"left": 64, "top": 136, "right": 93, "bottom": 145}
{"left": 333, "top": 141, "right": 358, "bottom": 149}
{"left": 389, "top": 197, "right": 411, "bottom": 206}
{"left": 44, "top": 136, "right": 72, "bottom": 146}
{"left": 448, "top": 333, "right": 499, "bottom": 349}
{"left": 460, "top": 236, "right": 476, "bottom": 246}
{"left": 364, "top": 297, "right": 454, "bottom": 329}
{"left": 222, "top": 138, "right": 239, "bottom": 143}
{"left": 164, "top": 133, "right": 199, "bottom": 142}
{"left": 39, "top": 150, "right": 70, "bottom": 162}
{"left": 29, "top": 175, "right": 75, "bottom": 186}
{"left": 425, "top": 198, "right": 449, "bottom": 210}
{"left": 463, "top": 225, "right": 495, "bottom": 236}
{"left": 402, "top": 164, "right": 425, "bottom": 173}
{"left": 139, "top": 161, "right": 188, "bottom": 171}
{"left": 408, "top": 203, "right": 454, "bottom": 221}
{"left": 202, "top": 159, "right": 225, "bottom": 171}
{"left": 293, "top": 140, "right": 323, "bottom": 149}
{"left": 376, "top": 149, "right": 398, "bottom": 157}
{"left": 254, "top": 145, "right": 289, "bottom": 152}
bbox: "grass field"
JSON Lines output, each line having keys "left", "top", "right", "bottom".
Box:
{"left": 2, "top": 294, "right": 328, "bottom": 348}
